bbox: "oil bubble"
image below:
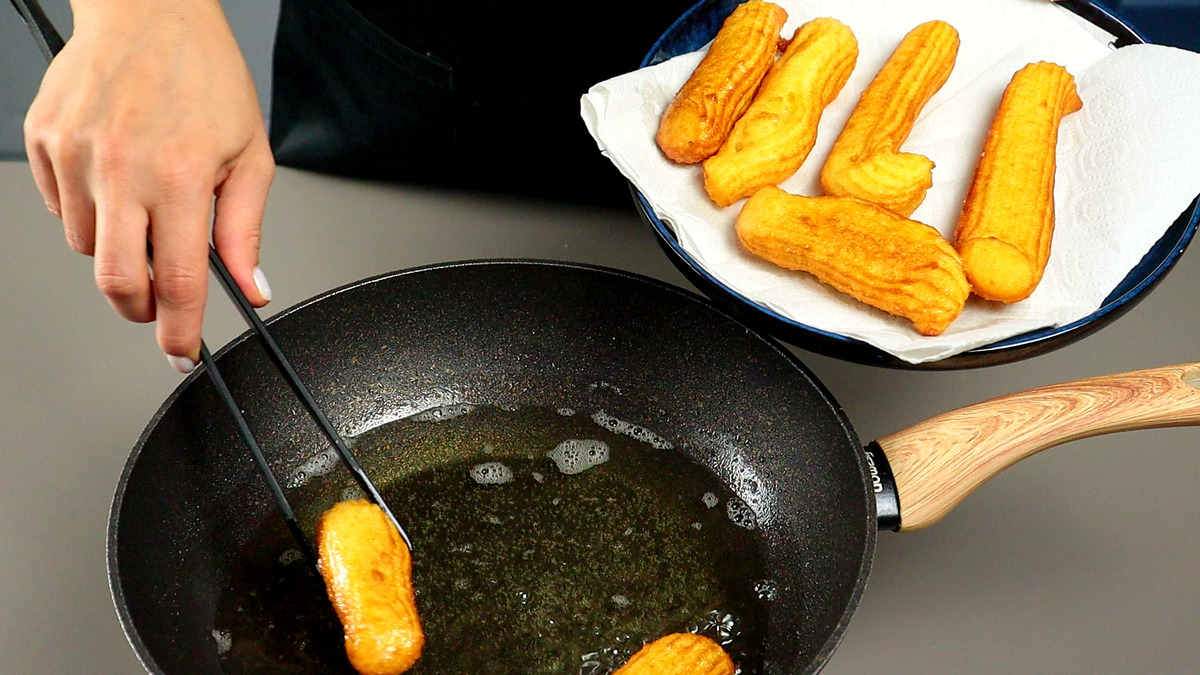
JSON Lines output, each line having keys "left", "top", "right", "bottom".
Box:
{"left": 557, "top": 407, "right": 576, "bottom": 416}
{"left": 591, "top": 411, "right": 673, "bottom": 450}
{"left": 726, "top": 497, "right": 757, "bottom": 530}
{"left": 754, "top": 579, "right": 778, "bottom": 601}
{"left": 340, "top": 485, "right": 365, "bottom": 501}
{"left": 611, "top": 594, "right": 631, "bottom": 608}
{"left": 409, "top": 403, "right": 476, "bottom": 422}
{"left": 212, "top": 628, "right": 232, "bottom": 655}
{"left": 469, "top": 462, "right": 513, "bottom": 485}
{"left": 532, "top": 472, "right": 545, "bottom": 483}
{"left": 714, "top": 611, "right": 740, "bottom": 645}
{"left": 547, "top": 439, "right": 609, "bottom": 475}
{"left": 278, "top": 549, "right": 302, "bottom": 566}
{"left": 688, "top": 609, "right": 741, "bottom": 646}
{"left": 285, "top": 449, "right": 338, "bottom": 488}
{"left": 691, "top": 522, "right": 703, "bottom": 530}
{"left": 580, "top": 656, "right": 603, "bottom": 675}
{"left": 702, "top": 492, "right": 719, "bottom": 508}
{"left": 579, "top": 646, "right": 632, "bottom": 675}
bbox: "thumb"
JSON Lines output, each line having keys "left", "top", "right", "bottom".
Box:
{"left": 213, "top": 145, "right": 275, "bottom": 307}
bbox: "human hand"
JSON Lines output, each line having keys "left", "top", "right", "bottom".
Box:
{"left": 24, "top": 0, "right": 275, "bottom": 373}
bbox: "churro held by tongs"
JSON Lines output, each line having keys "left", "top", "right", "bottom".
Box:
{"left": 318, "top": 499, "right": 425, "bottom": 675}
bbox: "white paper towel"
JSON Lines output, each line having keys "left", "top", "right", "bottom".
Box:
{"left": 581, "top": 0, "right": 1200, "bottom": 364}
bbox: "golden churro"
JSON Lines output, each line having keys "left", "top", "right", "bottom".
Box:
{"left": 613, "top": 633, "right": 735, "bottom": 675}
{"left": 954, "top": 61, "right": 1082, "bottom": 303}
{"left": 702, "top": 18, "right": 858, "bottom": 207}
{"left": 737, "top": 187, "right": 970, "bottom": 335}
{"left": 317, "top": 500, "right": 424, "bottom": 675}
{"left": 656, "top": 1, "right": 788, "bottom": 164}
{"left": 820, "top": 20, "right": 960, "bottom": 216}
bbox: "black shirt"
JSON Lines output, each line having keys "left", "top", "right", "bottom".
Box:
{"left": 270, "top": 0, "right": 696, "bottom": 206}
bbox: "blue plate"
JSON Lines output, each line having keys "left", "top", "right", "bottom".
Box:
{"left": 632, "top": 0, "right": 1200, "bottom": 369}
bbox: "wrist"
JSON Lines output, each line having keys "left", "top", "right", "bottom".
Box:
{"left": 70, "top": 0, "right": 226, "bottom": 32}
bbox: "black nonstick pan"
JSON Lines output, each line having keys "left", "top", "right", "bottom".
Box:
{"left": 108, "top": 261, "right": 1200, "bottom": 674}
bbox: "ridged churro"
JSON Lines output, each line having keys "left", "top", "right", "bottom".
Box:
{"left": 955, "top": 61, "right": 1082, "bottom": 303}
{"left": 737, "top": 187, "right": 970, "bottom": 335}
{"left": 656, "top": 1, "right": 788, "bottom": 164}
{"left": 318, "top": 500, "right": 424, "bottom": 675}
{"left": 702, "top": 18, "right": 858, "bottom": 207}
{"left": 820, "top": 20, "right": 960, "bottom": 216}
{"left": 613, "top": 633, "right": 735, "bottom": 675}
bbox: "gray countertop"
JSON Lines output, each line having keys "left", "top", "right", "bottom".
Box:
{"left": 2, "top": 159, "right": 1199, "bottom": 674}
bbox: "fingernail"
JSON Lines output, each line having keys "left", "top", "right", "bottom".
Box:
{"left": 167, "top": 355, "right": 197, "bottom": 374}
{"left": 252, "top": 266, "right": 273, "bottom": 303}
{"left": 46, "top": 202, "right": 61, "bottom": 218}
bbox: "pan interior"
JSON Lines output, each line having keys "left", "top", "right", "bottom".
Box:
{"left": 110, "top": 262, "right": 873, "bottom": 675}
{"left": 215, "top": 405, "right": 772, "bottom": 674}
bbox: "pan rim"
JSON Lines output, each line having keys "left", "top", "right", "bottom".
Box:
{"left": 106, "top": 258, "right": 878, "bottom": 674}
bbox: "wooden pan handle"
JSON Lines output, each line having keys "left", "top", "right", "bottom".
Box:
{"left": 875, "top": 363, "right": 1200, "bottom": 531}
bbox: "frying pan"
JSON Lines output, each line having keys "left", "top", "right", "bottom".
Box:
{"left": 108, "top": 261, "right": 1200, "bottom": 674}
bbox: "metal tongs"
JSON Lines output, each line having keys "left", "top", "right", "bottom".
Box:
{"left": 9, "top": 0, "right": 413, "bottom": 568}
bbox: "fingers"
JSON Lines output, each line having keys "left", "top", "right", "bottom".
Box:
{"left": 149, "top": 188, "right": 213, "bottom": 372}
{"left": 93, "top": 194, "right": 154, "bottom": 324}
{"left": 24, "top": 129, "right": 61, "bottom": 218}
{"left": 28, "top": 123, "right": 97, "bottom": 255}
{"left": 213, "top": 143, "right": 274, "bottom": 306}
{"left": 58, "top": 160, "right": 98, "bottom": 257}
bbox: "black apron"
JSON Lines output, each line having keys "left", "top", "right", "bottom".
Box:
{"left": 269, "top": 0, "right": 696, "bottom": 207}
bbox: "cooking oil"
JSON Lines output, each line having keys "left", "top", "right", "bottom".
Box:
{"left": 215, "top": 405, "right": 769, "bottom": 674}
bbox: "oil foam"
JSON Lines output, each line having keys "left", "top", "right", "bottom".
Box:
{"left": 469, "top": 462, "right": 514, "bottom": 485}
{"left": 591, "top": 411, "right": 673, "bottom": 450}
{"left": 547, "top": 440, "right": 610, "bottom": 475}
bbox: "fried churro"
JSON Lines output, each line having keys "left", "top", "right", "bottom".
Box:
{"left": 318, "top": 500, "right": 424, "bottom": 675}
{"left": 737, "top": 186, "right": 970, "bottom": 335}
{"left": 613, "top": 633, "right": 735, "bottom": 675}
{"left": 702, "top": 18, "right": 858, "bottom": 207}
{"left": 955, "top": 61, "right": 1082, "bottom": 303}
{"left": 656, "top": 1, "right": 788, "bottom": 164}
{"left": 820, "top": 20, "right": 960, "bottom": 216}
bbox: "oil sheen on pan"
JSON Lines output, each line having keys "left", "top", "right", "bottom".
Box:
{"left": 213, "top": 405, "right": 774, "bottom": 674}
